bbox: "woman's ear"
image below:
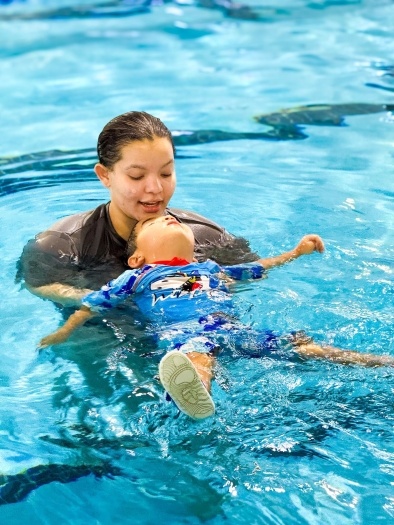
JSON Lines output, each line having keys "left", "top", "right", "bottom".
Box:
{"left": 94, "top": 163, "right": 111, "bottom": 188}
{"left": 128, "top": 252, "right": 145, "bottom": 269}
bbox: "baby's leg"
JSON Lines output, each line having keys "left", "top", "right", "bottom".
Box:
{"left": 159, "top": 351, "right": 215, "bottom": 419}
{"left": 186, "top": 352, "right": 215, "bottom": 392}
{"left": 174, "top": 335, "right": 219, "bottom": 392}
{"left": 294, "top": 341, "right": 394, "bottom": 367}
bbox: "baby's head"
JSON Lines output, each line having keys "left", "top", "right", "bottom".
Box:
{"left": 127, "top": 215, "right": 195, "bottom": 268}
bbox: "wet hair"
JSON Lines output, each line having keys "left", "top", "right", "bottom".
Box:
{"left": 126, "top": 226, "right": 138, "bottom": 258}
{"left": 97, "top": 111, "right": 175, "bottom": 169}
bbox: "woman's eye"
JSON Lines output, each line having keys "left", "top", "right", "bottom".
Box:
{"left": 129, "top": 175, "right": 144, "bottom": 180}
{"left": 161, "top": 173, "right": 172, "bottom": 178}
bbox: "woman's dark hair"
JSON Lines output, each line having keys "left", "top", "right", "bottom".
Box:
{"left": 97, "top": 111, "right": 175, "bottom": 168}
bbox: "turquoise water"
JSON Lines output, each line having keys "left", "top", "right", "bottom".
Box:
{"left": 1, "top": 0, "right": 394, "bottom": 523}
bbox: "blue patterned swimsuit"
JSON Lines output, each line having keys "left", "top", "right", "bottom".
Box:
{"left": 82, "top": 259, "right": 281, "bottom": 356}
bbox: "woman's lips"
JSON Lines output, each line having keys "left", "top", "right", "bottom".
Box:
{"left": 140, "top": 200, "right": 162, "bottom": 212}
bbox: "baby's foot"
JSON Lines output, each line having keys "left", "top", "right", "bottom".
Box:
{"left": 159, "top": 351, "right": 215, "bottom": 419}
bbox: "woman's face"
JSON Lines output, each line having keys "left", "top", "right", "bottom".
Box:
{"left": 96, "top": 136, "right": 176, "bottom": 234}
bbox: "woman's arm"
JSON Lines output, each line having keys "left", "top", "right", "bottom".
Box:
{"left": 27, "top": 283, "right": 93, "bottom": 307}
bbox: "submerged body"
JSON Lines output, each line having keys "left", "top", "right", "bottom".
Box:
{"left": 82, "top": 258, "right": 269, "bottom": 353}
{"left": 254, "top": 103, "right": 394, "bottom": 127}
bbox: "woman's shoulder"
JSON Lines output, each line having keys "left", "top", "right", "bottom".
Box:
{"left": 45, "top": 203, "right": 109, "bottom": 236}
{"left": 167, "top": 208, "right": 224, "bottom": 232}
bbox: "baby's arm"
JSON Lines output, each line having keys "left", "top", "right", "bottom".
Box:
{"left": 38, "top": 306, "right": 94, "bottom": 349}
{"left": 258, "top": 234, "right": 324, "bottom": 270}
{"left": 37, "top": 269, "right": 141, "bottom": 348}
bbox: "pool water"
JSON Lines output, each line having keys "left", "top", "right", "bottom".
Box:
{"left": 1, "top": 0, "right": 394, "bottom": 523}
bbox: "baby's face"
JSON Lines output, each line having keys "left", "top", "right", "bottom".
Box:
{"left": 134, "top": 215, "right": 195, "bottom": 258}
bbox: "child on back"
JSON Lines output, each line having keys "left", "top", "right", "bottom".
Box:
{"left": 39, "top": 216, "right": 394, "bottom": 419}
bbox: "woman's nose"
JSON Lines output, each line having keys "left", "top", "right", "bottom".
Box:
{"left": 145, "top": 175, "right": 163, "bottom": 194}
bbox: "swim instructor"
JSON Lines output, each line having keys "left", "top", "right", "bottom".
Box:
{"left": 17, "top": 111, "right": 258, "bottom": 306}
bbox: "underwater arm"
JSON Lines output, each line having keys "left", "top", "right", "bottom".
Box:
{"left": 38, "top": 269, "right": 143, "bottom": 349}
{"left": 38, "top": 306, "right": 95, "bottom": 349}
{"left": 258, "top": 234, "right": 325, "bottom": 270}
{"left": 27, "top": 283, "right": 93, "bottom": 307}
{"left": 19, "top": 234, "right": 95, "bottom": 306}
{"left": 37, "top": 270, "right": 139, "bottom": 349}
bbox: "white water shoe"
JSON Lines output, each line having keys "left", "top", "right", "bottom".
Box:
{"left": 159, "top": 350, "right": 215, "bottom": 419}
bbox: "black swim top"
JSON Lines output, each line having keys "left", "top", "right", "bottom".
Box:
{"left": 17, "top": 203, "right": 258, "bottom": 290}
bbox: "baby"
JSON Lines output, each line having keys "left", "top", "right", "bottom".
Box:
{"left": 39, "top": 216, "right": 394, "bottom": 419}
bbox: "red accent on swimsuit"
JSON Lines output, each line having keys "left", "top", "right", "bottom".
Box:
{"left": 152, "top": 257, "right": 191, "bottom": 266}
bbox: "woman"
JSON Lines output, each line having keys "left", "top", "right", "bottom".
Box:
{"left": 17, "top": 111, "right": 262, "bottom": 306}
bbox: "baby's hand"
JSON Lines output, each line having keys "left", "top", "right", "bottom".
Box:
{"left": 38, "top": 329, "right": 69, "bottom": 350}
{"left": 295, "top": 234, "right": 325, "bottom": 256}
